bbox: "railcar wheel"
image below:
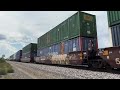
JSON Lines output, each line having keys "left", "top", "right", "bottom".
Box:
{"left": 88, "top": 60, "right": 103, "bottom": 69}
{"left": 105, "top": 63, "right": 112, "bottom": 71}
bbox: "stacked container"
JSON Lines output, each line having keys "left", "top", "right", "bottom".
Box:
{"left": 15, "top": 50, "right": 22, "bottom": 62}
{"left": 37, "top": 11, "right": 98, "bottom": 57}
{"left": 107, "top": 11, "right": 120, "bottom": 47}
{"left": 21, "top": 43, "right": 37, "bottom": 62}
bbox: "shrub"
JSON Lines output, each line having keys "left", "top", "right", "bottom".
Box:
{"left": 0, "top": 68, "right": 7, "bottom": 75}
{"left": 0, "top": 58, "right": 14, "bottom": 75}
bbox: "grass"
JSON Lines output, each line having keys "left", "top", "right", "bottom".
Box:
{"left": 0, "top": 58, "right": 14, "bottom": 75}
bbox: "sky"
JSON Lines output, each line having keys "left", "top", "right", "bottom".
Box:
{"left": 0, "top": 11, "right": 110, "bottom": 58}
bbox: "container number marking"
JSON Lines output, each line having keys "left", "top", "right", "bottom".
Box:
{"left": 115, "top": 58, "right": 120, "bottom": 65}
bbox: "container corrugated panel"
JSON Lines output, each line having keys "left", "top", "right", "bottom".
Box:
{"left": 56, "top": 25, "right": 61, "bottom": 43}
{"left": 69, "top": 12, "right": 80, "bottom": 39}
{"left": 111, "top": 24, "right": 120, "bottom": 47}
{"left": 60, "top": 19, "right": 69, "bottom": 41}
{"left": 22, "top": 52, "right": 30, "bottom": 58}
{"left": 107, "top": 11, "right": 120, "bottom": 26}
{"left": 79, "top": 12, "right": 97, "bottom": 37}
{"left": 81, "top": 37, "right": 97, "bottom": 51}
{"left": 42, "top": 34, "right": 46, "bottom": 48}
{"left": 22, "top": 43, "right": 37, "bottom": 53}
{"left": 44, "top": 47, "right": 49, "bottom": 56}
{"left": 51, "top": 28, "right": 57, "bottom": 44}
{"left": 68, "top": 39, "right": 73, "bottom": 52}
{"left": 22, "top": 43, "right": 37, "bottom": 58}
{"left": 13, "top": 54, "right": 15, "bottom": 60}
{"left": 22, "top": 44, "right": 30, "bottom": 54}
{"left": 40, "top": 36, "right": 43, "bottom": 48}
{"left": 31, "top": 44, "right": 37, "bottom": 53}
{"left": 68, "top": 37, "right": 97, "bottom": 53}
{"left": 111, "top": 27, "right": 116, "bottom": 46}
{"left": 68, "top": 37, "right": 80, "bottom": 52}
{"left": 54, "top": 43, "right": 61, "bottom": 55}
{"left": 15, "top": 50, "right": 22, "bottom": 61}
{"left": 37, "top": 38, "right": 40, "bottom": 49}
{"left": 63, "top": 40, "right": 69, "bottom": 54}
{"left": 72, "top": 37, "right": 80, "bottom": 51}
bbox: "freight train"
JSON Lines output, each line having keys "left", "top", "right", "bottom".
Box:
{"left": 9, "top": 11, "right": 120, "bottom": 69}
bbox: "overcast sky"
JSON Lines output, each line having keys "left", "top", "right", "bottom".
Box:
{"left": 0, "top": 11, "right": 110, "bottom": 58}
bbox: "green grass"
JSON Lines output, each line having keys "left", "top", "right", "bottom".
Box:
{"left": 0, "top": 58, "right": 14, "bottom": 75}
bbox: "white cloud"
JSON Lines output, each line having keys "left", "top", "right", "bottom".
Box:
{"left": 0, "top": 40, "right": 17, "bottom": 58}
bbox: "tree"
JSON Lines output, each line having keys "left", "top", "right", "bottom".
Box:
{"left": 1, "top": 55, "right": 5, "bottom": 59}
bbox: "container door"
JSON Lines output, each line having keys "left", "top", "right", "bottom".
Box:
{"left": 80, "top": 12, "right": 97, "bottom": 37}
{"left": 81, "top": 37, "right": 97, "bottom": 51}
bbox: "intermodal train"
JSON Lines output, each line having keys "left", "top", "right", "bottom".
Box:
{"left": 9, "top": 11, "right": 120, "bottom": 69}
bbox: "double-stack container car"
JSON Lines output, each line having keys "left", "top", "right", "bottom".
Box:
{"left": 15, "top": 50, "right": 22, "bottom": 62}
{"left": 9, "top": 50, "right": 22, "bottom": 62}
{"left": 21, "top": 43, "right": 37, "bottom": 63}
{"left": 98, "top": 11, "right": 120, "bottom": 69}
{"left": 9, "top": 54, "right": 14, "bottom": 61}
{"left": 35, "top": 11, "right": 100, "bottom": 67}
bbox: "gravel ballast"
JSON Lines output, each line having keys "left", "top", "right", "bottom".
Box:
{"left": 4, "top": 61, "right": 120, "bottom": 79}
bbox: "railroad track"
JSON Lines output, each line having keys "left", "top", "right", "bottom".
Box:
{"left": 6, "top": 61, "right": 120, "bottom": 79}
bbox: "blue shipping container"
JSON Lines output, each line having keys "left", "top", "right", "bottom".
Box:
{"left": 54, "top": 43, "right": 61, "bottom": 55}
{"left": 81, "top": 37, "right": 97, "bottom": 51}
{"left": 63, "top": 40, "right": 69, "bottom": 54}
{"left": 68, "top": 37, "right": 80, "bottom": 52}
{"left": 111, "top": 24, "right": 120, "bottom": 47}
{"left": 37, "top": 36, "right": 98, "bottom": 57}
{"left": 15, "top": 50, "right": 22, "bottom": 61}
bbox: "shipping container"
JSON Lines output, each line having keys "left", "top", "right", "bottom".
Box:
{"left": 99, "top": 46, "right": 120, "bottom": 68}
{"left": 68, "top": 37, "right": 98, "bottom": 53}
{"left": 9, "top": 54, "right": 14, "bottom": 61}
{"left": 37, "top": 11, "right": 97, "bottom": 50}
{"left": 60, "top": 40, "right": 69, "bottom": 54}
{"left": 15, "top": 50, "right": 22, "bottom": 62}
{"left": 68, "top": 37, "right": 80, "bottom": 52}
{"left": 21, "top": 43, "right": 37, "bottom": 62}
{"left": 111, "top": 24, "right": 120, "bottom": 47}
{"left": 63, "top": 40, "right": 69, "bottom": 54}
{"left": 37, "top": 43, "right": 61, "bottom": 57}
{"left": 37, "top": 36, "right": 98, "bottom": 57}
{"left": 79, "top": 12, "right": 97, "bottom": 38}
{"left": 54, "top": 43, "right": 61, "bottom": 55}
{"left": 81, "top": 37, "right": 98, "bottom": 51}
{"left": 107, "top": 11, "right": 120, "bottom": 27}
{"left": 60, "top": 19, "right": 69, "bottom": 41}
{"left": 37, "top": 49, "right": 42, "bottom": 56}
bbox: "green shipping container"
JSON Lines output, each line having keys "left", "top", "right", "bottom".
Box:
{"left": 60, "top": 19, "right": 69, "bottom": 41}
{"left": 69, "top": 12, "right": 97, "bottom": 38}
{"left": 37, "top": 11, "right": 97, "bottom": 50}
{"left": 22, "top": 43, "right": 37, "bottom": 54}
{"left": 107, "top": 11, "right": 120, "bottom": 27}
{"left": 51, "top": 27, "right": 57, "bottom": 44}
